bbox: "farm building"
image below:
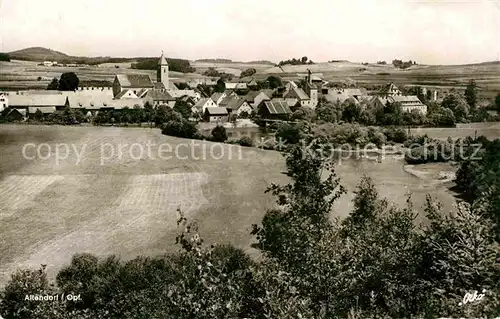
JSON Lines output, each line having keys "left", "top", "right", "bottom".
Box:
{"left": 66, "top": 95, "right": 144, "bottom": 111}
{"left": 113, "top": 74, "right": 154, "bottom": 98}
{"left": 7, "top": 94, "right": 68, "bottom": 111}
{"left": 370, "top": 95, "right": 427, "bottom": 115}
{"left": 258, "top": 100, "right": 292, "bottom": 120}
{"left": 204, "top": 107, "right": 229, "bottom": 123}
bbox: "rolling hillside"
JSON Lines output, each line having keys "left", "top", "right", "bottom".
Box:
{"left": 9, "top": 47, "right": 71, "bottom": 61}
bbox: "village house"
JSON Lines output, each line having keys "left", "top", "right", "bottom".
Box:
{"left": 204, "top": 107, "right": 229, "bottom": 123}
{"left": 219, "top": 96, "right": 252, "bottom": 116}
{"left": 225, "top": 82, "right": 248, "bottom": 90}
{"left": 378, "top": 82, "right": 402, "bottom": 97}
{"left": 244, "top": 89, "right": 274, "bottom": 108}
{"left": 193, "top": 97, "right": 217, "bottom": 114}
{"left": 140, "top": 90, "right": 176, "bottom": 108}
{"left": 211, "top": 92, "right": 227, "bottom": 105}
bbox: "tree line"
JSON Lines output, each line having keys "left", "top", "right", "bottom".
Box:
{"left": 131, "top": 58, "right": 195, "bottom": 73}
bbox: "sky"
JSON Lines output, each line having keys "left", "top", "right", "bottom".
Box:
{"left": 0, "top": 0, "right": 499, "bottom": 65}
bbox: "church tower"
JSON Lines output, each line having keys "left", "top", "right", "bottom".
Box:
{"left": 157, "top": 52, "right": 169, "bottom": 90}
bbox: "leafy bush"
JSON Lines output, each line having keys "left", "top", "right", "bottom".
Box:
{"left": 275, "top": 122, "right": 302, "bottom": 144}
{"left": 161, "top": 118, "right": 198, "bottom": 139}
{"left": 210, "top": 125, "right": 228, "bottom": 142}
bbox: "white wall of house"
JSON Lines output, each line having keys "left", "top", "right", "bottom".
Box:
{"left": 0, "top": 94, "right": 8, "bottom": 111}
{"left": 402, "top": 105, "right": 427, "bottom": 115}
{"left": 202, "top": 100, "right": 217, "bottom": 113}
{"left": 236, "top": 102, "right": 252, "bottom": 116}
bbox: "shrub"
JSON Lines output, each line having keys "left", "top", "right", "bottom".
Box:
{"left": 161, "top": 118, "right": 198, "bottom": 138}
{"left": 237, "top": 136, "right": 253, "bottom": 147}
{"left": 210, "top": 125, "right": 228, "bottom": 142}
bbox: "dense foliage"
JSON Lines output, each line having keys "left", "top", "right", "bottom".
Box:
{"left": 131, "top": 58, "right": 195, "bottom": 73}
{"left": 392, "top": 59, "right": 416, "bottom": 69}
{"left": 455, "top": 139, "right": 500, "bottom": 241}
{"left": 278, "top": 56, "right": 314, "bottom": 66}
{"left": 58, "top": 72, "right": 80, "bottom": 91}
{"left": 240, "top": 68, "right": 256, "bottom": 78}
{"left": 0, "top": 53, "right": 11, "bottom": 62}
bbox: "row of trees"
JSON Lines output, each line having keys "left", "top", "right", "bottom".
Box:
{"left": 130, "top": 58, "right": 195, "bottom": 73}
{"left": 278, "top": 56, "right": 314, "bottom": 66}
{"left": 392, "top": 59, "right": 417, "bottom": 69}
{"left": 2, "top": 139, "right": 499, "bottom": 318}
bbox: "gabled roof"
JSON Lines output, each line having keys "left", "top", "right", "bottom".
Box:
{"left": 380, "top": 82, "right": 400, "bottom": 94}
{"left": 211, "top": 92, "right": 225, "bottom": 103}
{"left": 284, "top": 87, "right": 309, "bottom": 100}
{"left": 194, "top": 98, "right": 212, "bottom": 109}
{"left": 79, "top": 80, "right": 113, "bottom": 88}
{"left": 7, "top": 108, "right": 26, "bottom": 117}
{"left": 222, "top": 98, "right": 247, "bottom": 110}
{"left": 205, "top": 107, "right": 228, "bottom": 115}
{"left": 389, "top": 95, "right": 425, "bottom": 105}
{"left": 262, "top": 100, "right": 292, "bottom": 115}
{"left": 271, "top": 98, "right": 298, "bottom": 108}
{"left": 115, "top": 74, "right": 154, "bottom": 88}
{"left": 8, "top": 94, "right": 67, "bottom": 107}
{"left": 114, "top": 89, "right": 139, "bottom": 99}
{"left": 141, "top": 89, "right": 175, "bottom": 101}
{"left": 154, "top": 82, "right": 166, "bottom": 90}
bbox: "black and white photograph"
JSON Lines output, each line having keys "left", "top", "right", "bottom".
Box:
{"left": 0, "top": 0, "right": 499, "bottom": 317}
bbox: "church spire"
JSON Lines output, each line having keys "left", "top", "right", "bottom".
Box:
{"left": 158, "top": 51, "right": 168, "bottom": 65}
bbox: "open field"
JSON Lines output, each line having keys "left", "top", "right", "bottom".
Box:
{"left": 0, "top": 60, "right": 199, "bottom": 90}
{"left": 3, "top": 58, "right": 499, "bottom": 98}
{"left": 262, "top": 61, "right": 500, "bottom": 98}
{"left": 412, "top": 122, "right": 500, "bottom": 140}
{"left": 0, "top": 125, "right": 461, "bottom": 286}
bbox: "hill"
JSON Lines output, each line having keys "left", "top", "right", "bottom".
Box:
{"left": 9, "top": 47, "right": 70, "bottom": 61}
